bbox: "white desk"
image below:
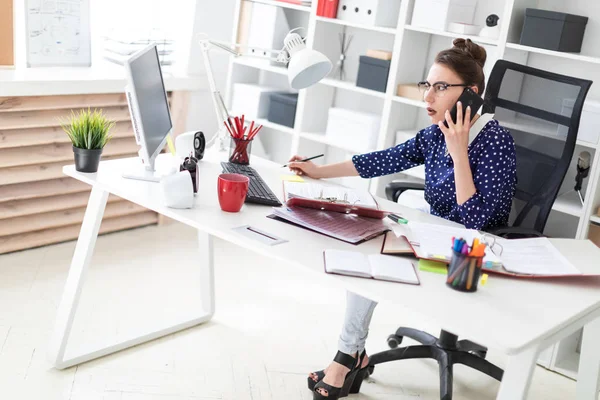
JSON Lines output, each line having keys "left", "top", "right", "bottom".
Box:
{"left": 49, "top": 152, "right": 600, "bottom": 400}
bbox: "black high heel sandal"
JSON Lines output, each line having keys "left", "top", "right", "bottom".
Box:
{"left": 307, "top": 350, "right": 369, "bottom": 392}
{"left": 349, "top": 360, "right": 370, "bottom": 394}
{"left": 312, "top": 351, "right": 366, "bottom": 400}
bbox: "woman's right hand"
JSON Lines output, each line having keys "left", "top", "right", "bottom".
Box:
{"left": 287, "top": 155, "right": 322, "bottom": 179}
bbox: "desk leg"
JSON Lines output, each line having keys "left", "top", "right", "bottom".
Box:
{"left": 198, "top": 230, "right": 215, "bottom": 316}
{"left": 496, "top": 345, "right": 540, "bottom": 400}
{"left": 48, "top": 186, "right": 108, "bottom": 368}
{"left": 48, "top": 186, "right": 215, "bottom": 370}
{"left": 576, "top": 317, "right": 600, "bottom": 400}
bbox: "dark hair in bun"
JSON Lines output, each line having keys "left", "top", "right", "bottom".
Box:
{"left": 435, "top": 38, "right": 487, "bottom": 94}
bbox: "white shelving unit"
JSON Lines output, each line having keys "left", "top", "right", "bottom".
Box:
{"left": 224, "top": 0, "right": 600, "bottom": 380}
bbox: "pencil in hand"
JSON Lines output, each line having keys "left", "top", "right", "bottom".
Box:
{"left": 281, "top": 154, "right": 324, "bottom": 168}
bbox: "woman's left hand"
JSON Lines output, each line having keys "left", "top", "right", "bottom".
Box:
{"left": 438, "top": 102, "right": 479, "bottom": 161}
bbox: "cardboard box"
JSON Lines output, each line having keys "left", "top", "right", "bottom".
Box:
{"left": 326, "top": 107, "right": 381, "bottom": 150}
{"left": 411, "top": 0, "right": 477, "bottom": 31}
{"left": 231, "top": 84, "right": 279, "bottom": 119}
{"left": 367, "top": 49, "right": 393, "bottom": 61}
{"left": 397, "top": 84, "right": 422, "bottom": 101}
{"left": 559, "top": 99, "right": 600, "bottom": 144}
{"left": 588, "top": 223, "right": 600, "bottom": 248}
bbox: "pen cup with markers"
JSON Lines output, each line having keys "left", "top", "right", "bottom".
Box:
{"left": 446, "top": 250, "right": 484, "bottom": 292}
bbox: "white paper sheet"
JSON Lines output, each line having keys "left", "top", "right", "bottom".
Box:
{"left": 368, "top": 254, "right": 419, "bottom": 284}
{"left": 498, "top": 238, "right": 580, "bottom": 276}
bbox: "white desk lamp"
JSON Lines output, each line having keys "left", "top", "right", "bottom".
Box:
{"left": 199, "top": 28, "right": 332, "bottom": 151}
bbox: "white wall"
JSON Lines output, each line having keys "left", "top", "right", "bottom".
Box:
{"left": 184, "top": 0, "right": 237, "bottom": 140}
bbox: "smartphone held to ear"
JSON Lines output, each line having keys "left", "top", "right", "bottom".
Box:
{"left": 444, "top": 88, "right": 484, "bottom": 128}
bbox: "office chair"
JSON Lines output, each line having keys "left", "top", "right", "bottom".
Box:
{"left": 371, "top": 60, "right": 593, "bottom": 399}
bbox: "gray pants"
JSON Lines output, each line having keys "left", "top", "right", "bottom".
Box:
{"left": 338, "top": 291, "right": 378, "bottom": 355}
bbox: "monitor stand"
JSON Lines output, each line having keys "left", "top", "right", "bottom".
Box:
{"left": 122, "top": 157, "right": 161, "bottom": 182}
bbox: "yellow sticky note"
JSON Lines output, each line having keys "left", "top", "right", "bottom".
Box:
{"left": 281, "top": 174, "right": 305, "bottom": 182}
{"left": 166, "top": 135, "right": 176, "bottom": 156}
{"left": 480, "top": 274, "right": 489, "bottom": 286}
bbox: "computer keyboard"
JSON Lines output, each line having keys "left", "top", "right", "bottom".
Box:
{"left": 220, "top": 162, "right": 282, "bottom": 207}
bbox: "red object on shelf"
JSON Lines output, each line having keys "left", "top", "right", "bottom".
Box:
{"left": 317, "top": 0, "right": 326, "bottom": 16}
{"left": 321, "top": 0, "right": 339, "bottom": 18}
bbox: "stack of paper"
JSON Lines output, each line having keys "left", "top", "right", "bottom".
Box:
{"left": 283, "top": 181, "right": 378, "bottom": 208}
{"left": 102, "top": 28, "right": 175, "bottom": 66}
{"left": 403, "top": 222, "right": 581, "bottom": 276}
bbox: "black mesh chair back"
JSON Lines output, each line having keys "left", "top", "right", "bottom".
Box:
{"left": 482, "top": 60, "right": 592, "bottom": 234}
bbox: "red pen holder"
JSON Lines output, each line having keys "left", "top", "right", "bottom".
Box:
{"left": 229, "top": 137, "right": 253, "bottom": 165}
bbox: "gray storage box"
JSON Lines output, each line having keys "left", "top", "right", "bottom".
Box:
{"left": 356, "top": 56, "right": 391, "bottom": 93}
{"left": 519, "top": 8, "right": 588, "bottom": 53}
{"left": 267, "top": 92, "right": 298, "bottom": 128}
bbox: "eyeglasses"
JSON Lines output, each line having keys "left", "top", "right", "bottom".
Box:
{"left": 417, "top": 81, "right": 470, "bottom": 97}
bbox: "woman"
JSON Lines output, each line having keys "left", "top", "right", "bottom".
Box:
{"left": 287, "top": 39, "right": 517, "bottom": 400}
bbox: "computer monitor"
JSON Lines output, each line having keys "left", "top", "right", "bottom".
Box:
{"left": 123, "top": 44, "right": 173, "bottom": 182}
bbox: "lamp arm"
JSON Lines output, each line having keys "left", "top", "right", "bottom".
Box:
{"left": 199, "top": 38, "right": 291, "bottom": 150}
{"left": 205, "top": 39, "right": 290, "bottom": 63}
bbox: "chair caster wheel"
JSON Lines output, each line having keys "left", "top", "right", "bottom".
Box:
{"left": 387, "top": 334, "right": 403, "bottom": 348}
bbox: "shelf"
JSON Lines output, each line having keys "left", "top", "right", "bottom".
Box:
{"left": 591, "top": 215, "right": 600, "bottom": 224}
{"left": 315, "top": 16, "right": 397, "bottom": 35}
{"left": 228, "top": 111, "right": 296, "bottom": 136}
{"left": 501, "top": 116, "right": 594, "bottom": 148}
{"left": 232, "top": 57, "right": 289, "bottom": 76}
{"left": 250, "top": 118, "right": 296, "bottom": 135}
{"left": 392, "top": 96, "right": 427, "bottom": 108}
{"left": 247, "top": 0, "right": 312, "bottom": 12}
{"left": 320, "top": 78, "right": 387, "bottom": 98}
{"left": 552, "top": 191, "right": 584, "bottom": 217}
{"left": 552, "top": 352, "right": 580, "bottom": 381}
{"left": 505, "top": 43, "right": 600, "bottom": 65}
{"left": 299, "top": 132, "right": 370, "bottom": 153}
{"left": 404, "top": 25, "right": 499, "bottom": 46}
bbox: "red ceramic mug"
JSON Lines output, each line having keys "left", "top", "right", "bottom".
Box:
{"left": 217, "top": 173, "right": 249, "bottom": 212}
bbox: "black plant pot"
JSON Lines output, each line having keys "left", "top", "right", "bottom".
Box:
{"left": 73, "top": 146, "right": 103, "bottom": 173}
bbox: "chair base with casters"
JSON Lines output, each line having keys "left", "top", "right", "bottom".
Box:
{"left": 366, "top": 329, "right": 504, "bottom": 400}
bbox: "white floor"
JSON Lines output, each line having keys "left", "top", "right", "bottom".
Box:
{"left": 0, "top": 222, "right": 585, "bottom": 400}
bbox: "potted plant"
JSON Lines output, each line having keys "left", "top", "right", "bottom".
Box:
{"left": 61, "top": 108, "right": 115, "bottom": 173}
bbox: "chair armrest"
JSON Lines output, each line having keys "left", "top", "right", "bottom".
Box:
{"left": 487, "top": 226, "right": 545, "bottom": 239}
{"left": 385, "top": 180, "right": 426, "bottom": 203}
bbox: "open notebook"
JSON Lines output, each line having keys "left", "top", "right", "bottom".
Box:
{"left": 324, "top": 249, "right": 420, "bottom": 285}
{"left": 401, "top": 222, "right": 588, "bottom": 277}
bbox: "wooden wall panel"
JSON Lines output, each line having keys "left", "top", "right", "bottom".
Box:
{"left": 0, "top": 153, "right": 138, "bottom": 185}
{"left": 0, "top": 137, "right": 139, "bottom": 168}
{"left": 0, "top": 91, "right": 186, "bottom": 254}
{"left": 0, "top": 201, "right": 147, "bottom": 237}
{"left": 0, "top": 106, "right": 132, "bottom": 130}
{"left": 0, "top": 93, "right": 128, "bottom": 112}
{"left": 0, "top": 121, "right": 133, "bottom": 149}
{"left": 0, "top": 212, "right": 158, "bottom": 254}
{"left": 0, "top": 192, "right": 122, "bottom": 220}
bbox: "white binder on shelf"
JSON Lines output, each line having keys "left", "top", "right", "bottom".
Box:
{"left": 247, "top": 3, "right": 290, "bottom": 65}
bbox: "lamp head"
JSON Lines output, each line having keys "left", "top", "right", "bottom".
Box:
{"left": 283, "top": 32, "right": 332, "bottom": 89}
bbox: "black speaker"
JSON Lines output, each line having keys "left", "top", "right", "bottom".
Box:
{"left": 194, "top": 131, "right": 206, "bottom": 160}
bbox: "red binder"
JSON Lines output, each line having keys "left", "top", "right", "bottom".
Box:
{"left": 286, "top": 197, "right": 390, "bottom": 219}
{"left": 317, "top": 0, "right": 326, "bottom": 16}
{"left": 322, "top": 0, "right": 339, "bottom": 18}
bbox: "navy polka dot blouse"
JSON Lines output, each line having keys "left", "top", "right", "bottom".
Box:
{"left": 352, "top": 120, "right": 517, "bottom": 231}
